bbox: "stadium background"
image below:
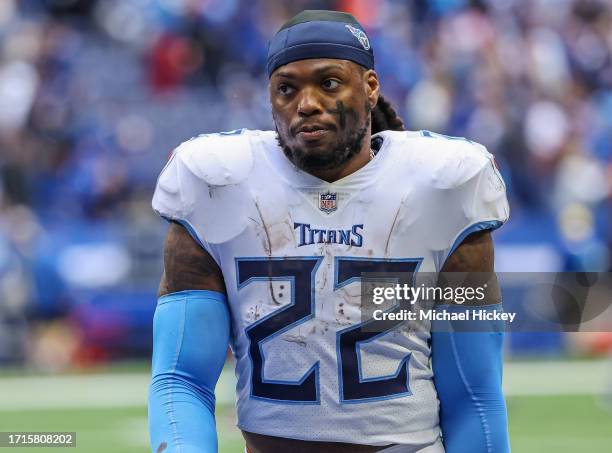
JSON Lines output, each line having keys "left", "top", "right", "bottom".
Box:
{"left": 0, "top": 0, "right": 611, "bottom": 451}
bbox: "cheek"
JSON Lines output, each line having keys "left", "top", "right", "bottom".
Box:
{"left": 342, "top": 103, "right": 365, "bottom": 127}
{"left": 272, "top": 107, "right": 293, "bottom": 134}
{"left": 275, "top": 118, "right": 290, "bottom": 136}
{"left": 272, "top": 119, "right": 293, "bottom": 146}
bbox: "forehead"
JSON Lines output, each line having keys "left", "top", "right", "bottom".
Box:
{"left": 270, "top": 58, "right": 361, "bottom": 80}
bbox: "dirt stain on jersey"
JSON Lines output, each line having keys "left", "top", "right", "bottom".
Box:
{"left": 385, "top": 198, "right": 406, "bottom": 256}
{"left": 254, "top": 199, "right": 272, "bottom": 255}
{"left": 282, "top": 333, "right": 307, "bottom": 347}
{"left": 338, "top": 287, "right": 362, "bottom": 307}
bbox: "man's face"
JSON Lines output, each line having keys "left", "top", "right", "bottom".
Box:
{"left": 269, "top": 59, "right": 378, "bottom": 173}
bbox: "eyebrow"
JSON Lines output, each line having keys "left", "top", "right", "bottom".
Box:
{"left": 274, "top": 64, "right": 347, "bottom": 80}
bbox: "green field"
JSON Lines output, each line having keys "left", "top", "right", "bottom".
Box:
{"left": 0, "top": 360, "right": 610, "bottom": 452}
{"left": 0, "top": 406, "right": 243, "bottom": 453}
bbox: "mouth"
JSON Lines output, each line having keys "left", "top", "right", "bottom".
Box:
{"left": 295, "top": 124, "right": 333, "bottom": 142}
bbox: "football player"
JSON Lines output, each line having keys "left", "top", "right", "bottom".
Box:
{"left": 149, "top": 10, "right": 510, "bottom": 453}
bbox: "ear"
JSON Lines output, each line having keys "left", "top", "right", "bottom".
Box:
{"left": 364, "top": 69, "right": 380, "bottom": 110}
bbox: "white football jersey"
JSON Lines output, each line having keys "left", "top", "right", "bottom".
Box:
{"left": 152, "top": 129, "right": 509, "bottom": 448}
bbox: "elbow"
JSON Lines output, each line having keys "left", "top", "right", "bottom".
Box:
{"left": 148, "top": 372, "right": 219, "bottom": 453}
{"left": 149, "top": 371, "right": 216, "bottom": 415}
{"left": 438, "top": 386, "right": 510, "bottom": 453}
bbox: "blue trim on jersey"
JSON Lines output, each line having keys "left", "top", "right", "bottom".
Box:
{"left": 161, "top": 215, "right": 210, "bottom": 252}
{"left": 420, "top": 129, "right": 474, "bottom": 144}
{"left": 351, "top": 324, "right": 412, "bottom": 384}
{"left": 193, "top": 128, "right": 246, "bottom": 140}
{"left": 248, "top": 363, "right": 320, "bottom": 406}
{"left": 333, "top": 256, "right": 422, "bottom": 404}
{"left": 235, "top": 256, "right": 323, "bottom": 405}
{"left": 446, "top": 220, "right": 503, "bottom": 263}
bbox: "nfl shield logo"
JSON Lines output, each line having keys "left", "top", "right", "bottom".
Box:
{"left": 319, "top": 192, "right": 337, "bottom": 214}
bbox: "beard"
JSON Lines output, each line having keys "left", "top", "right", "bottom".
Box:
{"left": 275, "top": 102, "right": 371, "bottom": 173}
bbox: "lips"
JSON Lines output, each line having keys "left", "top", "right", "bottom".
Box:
{"left": 298, "top": 129, "right": 329, "bottom": 140}
{"left": 294, "top": 123, "right": 333, "bottom": 141}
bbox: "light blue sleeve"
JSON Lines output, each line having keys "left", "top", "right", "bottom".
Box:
{"left": 148, "top": 290, "right": 231, "bottom": 453}
{"left": 431, "top": 304, "right": 511, "bottom": 453}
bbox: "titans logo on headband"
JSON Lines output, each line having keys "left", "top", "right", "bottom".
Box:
{"left": 345, "top": 24, "right": 370, "bottom": 50}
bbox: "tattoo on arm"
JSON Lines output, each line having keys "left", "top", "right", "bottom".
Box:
{"left": 440, "top": 230, "right": 500, "bottom": 306}
{"left": 158, "top": 222, "right": 226, "bottom": 297}
{"left": 442, "top": 230, "right": 494, "bottom": 273}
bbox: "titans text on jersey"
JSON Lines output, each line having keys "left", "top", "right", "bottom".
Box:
{"left": 294, "top": 223, "right": 364, "bottom": 247}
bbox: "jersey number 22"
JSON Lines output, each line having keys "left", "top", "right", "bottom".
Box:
{"left": 236, "top": 257, "right": 420, "bottom": 404}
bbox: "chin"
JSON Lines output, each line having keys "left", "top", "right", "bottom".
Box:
{"left": 278, "top": 131, "right": 346, "bottom": 170}
{"left": 296, "top": 133, "right": 336, "bottom": 148}
{"left": 298, "top": 141, "right": 332, "bottom": 153}
{"left": 296, "top": 143, "right": 336, "bottom": 162}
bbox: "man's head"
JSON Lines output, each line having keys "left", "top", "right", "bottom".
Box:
{"left": 267, "top": 11, "right": 380, "bottom": 174}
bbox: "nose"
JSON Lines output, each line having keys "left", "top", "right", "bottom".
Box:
{"left": 297, "top": 87, "right": 323, "bottom": 117}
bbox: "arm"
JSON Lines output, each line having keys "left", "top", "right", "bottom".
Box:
{"left": 148, "top": 222, "right": 230, "bottom": 453}
{"left": 432, "top": 231, "right": 510, "bottom": 453}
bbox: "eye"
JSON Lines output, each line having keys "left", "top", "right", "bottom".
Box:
{"left": 277, "top": 83, "right": 295, "bottom": 95}
{"left": 322, "top": 79, "right": 340, "bottom": 90}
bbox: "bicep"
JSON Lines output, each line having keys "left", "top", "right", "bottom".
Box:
{"left": 441, "top": 230, "right": 500, "bottom": 304}
{"left": 442, "top": 230, "right": 494, "bottom": 273}
{"left": 158, "top": 222, "right": 226, "bottom": 297}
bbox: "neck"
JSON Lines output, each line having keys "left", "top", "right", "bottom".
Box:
{"left": 308, "top": 132, "right": 373, "bottom": 183}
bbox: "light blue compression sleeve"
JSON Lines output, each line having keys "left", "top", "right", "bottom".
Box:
{"left": 432, "top": 304, "right": 511, "bottom": 453}
{"left": 148, "top": 290, "right": 230, "bottom": 453}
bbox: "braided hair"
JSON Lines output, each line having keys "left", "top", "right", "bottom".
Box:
{"left": 371, "top": 95, "right": 405, "bottom": 134}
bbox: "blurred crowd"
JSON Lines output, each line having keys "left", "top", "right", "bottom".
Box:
{"left": 0, "top": 0, "right": 610, "bottom": 367}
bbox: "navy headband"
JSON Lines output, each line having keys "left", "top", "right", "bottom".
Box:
{"left": 266, "top": 10, "right": 374, "bottom": 78}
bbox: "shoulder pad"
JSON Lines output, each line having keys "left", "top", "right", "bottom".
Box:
{"left": 174, "top": 131, "right": 254, "bottom": 186}
{"left": 152, "top": 130, "right": 257, "bottom": 245}
{"left": 404, "top": 131, "right": 491, "bottom": 190}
